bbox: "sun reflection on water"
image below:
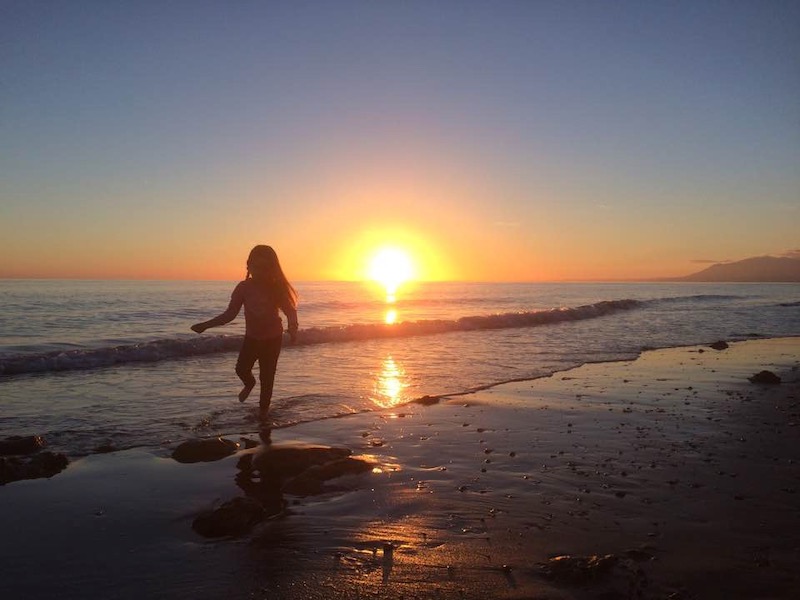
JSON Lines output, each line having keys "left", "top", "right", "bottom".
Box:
{"left": 372, "top": 355, "right": 407, "bottom": 409}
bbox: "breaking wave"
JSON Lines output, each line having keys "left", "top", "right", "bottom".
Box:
{"left": 0, "top": 299, "right": 643, "bottom": 377}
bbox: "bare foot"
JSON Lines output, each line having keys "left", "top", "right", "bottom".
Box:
{"left": 239, "top": 382, "right": 255, "bottom": 403}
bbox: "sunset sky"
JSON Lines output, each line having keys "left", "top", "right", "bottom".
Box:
{"left": 2, "top": 1, "right": 798, "bottom": 282}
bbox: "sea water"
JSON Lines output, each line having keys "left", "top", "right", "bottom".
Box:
{"left": 1, "top": 280, "right": 798, "bottom": 457}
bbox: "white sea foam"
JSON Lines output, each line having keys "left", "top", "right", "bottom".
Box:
{"left": 0, "top": 299, "right": 642, "bottom": 376}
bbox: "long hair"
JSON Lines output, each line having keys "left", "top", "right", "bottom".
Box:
{"left": 246, "top": 245, "right": 298, "bottom": 308}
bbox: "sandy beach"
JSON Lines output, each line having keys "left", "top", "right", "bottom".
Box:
{"left": 2, "top": 337, "right": 798, "bottom": 599}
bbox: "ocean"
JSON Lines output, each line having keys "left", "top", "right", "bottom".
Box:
{"left": 1, "top": 280, "right": 798, "bottom": 458}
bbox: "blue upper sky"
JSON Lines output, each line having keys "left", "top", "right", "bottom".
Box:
{"left": 2, "top": 1, "right": 798, "bottom": 280}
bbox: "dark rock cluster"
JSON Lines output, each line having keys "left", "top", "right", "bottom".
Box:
{"left": 192, "top": 496, "right": 266, "bottom": 538}
{"left": 190, "top": 442, "right": 375, "bottom": 538}
{"left": 535, "top": 551, "right": 655, "bottom": 598}
{"left": 0, "top": 435, "right": 69, "bottom": 485}
{"left": 748, "top": 370, "right": 781, "bottom": 384}
{"left": 538, "top": 554, "right": 618, "bottom": 583}
{"left": 171, "top": 437, "right": 239, "bottom": 463}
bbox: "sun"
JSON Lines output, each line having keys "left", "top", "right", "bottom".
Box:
{"left": 367, "top": 247, "right": 415, "bottom": 298}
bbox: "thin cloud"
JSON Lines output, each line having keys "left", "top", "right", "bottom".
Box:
{"left": 493, "top": 221, "right": 521, "bottom": 228}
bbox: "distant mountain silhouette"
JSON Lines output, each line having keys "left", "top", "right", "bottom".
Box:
{"left": 672, "top": 256, "right": 800, "bottom": 282}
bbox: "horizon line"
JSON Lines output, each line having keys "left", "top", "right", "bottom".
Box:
{"left": 0, "top": 276, "right": 783, "bottom": 284}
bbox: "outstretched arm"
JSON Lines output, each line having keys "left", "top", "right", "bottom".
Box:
{"left": 191, "top": 287, "right": 243, "bottom": 333}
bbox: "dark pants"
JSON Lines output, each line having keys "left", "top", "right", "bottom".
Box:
{"left": 236, "top": 335, "right": 282, "bottom": 413}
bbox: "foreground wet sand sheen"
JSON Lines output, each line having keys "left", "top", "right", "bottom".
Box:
{"left": 1, "top": 337, "right": 798, "bottom": 599}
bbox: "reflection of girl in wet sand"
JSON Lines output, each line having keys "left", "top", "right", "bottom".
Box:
{"left": 191, "top": 245, "right": 298, "bottom": 421}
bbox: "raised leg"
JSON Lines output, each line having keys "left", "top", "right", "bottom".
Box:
{"left": 235, "top": 338, "right": 259, "bottom": 403}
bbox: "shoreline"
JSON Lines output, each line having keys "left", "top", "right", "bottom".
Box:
{"left": 1, "top": 337, "right": 798, "bottom": 599}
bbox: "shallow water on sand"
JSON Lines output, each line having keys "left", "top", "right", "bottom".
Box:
{"left": 0, "top": 281, "right": 798, "bottom": 455}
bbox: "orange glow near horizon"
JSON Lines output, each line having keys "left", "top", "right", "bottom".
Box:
{"left": 6, "top": 210, "right": 782, "bottom": 283}
{"left": 326, "top": 226, "right": 453, "bottom": 283}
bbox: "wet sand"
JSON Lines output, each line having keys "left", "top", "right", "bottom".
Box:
{"left": 1, "top": 337, "right": 798, "bottom": 599}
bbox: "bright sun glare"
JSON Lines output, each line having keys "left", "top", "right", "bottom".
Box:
{"left": 367, "top": 247, "right": 414, "bottom": 297}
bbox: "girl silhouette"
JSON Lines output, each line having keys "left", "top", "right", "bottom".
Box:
{"left": 192, "top": 245, "right": 298, "bottom": 421}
